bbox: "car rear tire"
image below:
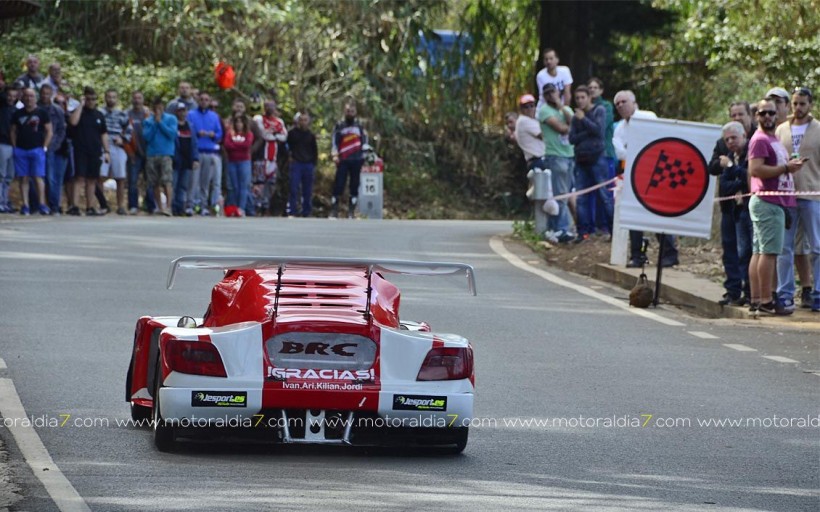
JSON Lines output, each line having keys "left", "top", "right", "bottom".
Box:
{"left": 152, "top": 360, "right": 176, "bottom": 452}
{"left": 443, "top": 427, "right": 468, "bottom": 455}
{"left": 130, "top": 403, "right": 151, "bottom": 422}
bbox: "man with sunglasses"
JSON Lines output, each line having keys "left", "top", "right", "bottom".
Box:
{"left": 748, "top": 98, "right": 805, "bottom": 315}
{"left": 774, "top": 87, "right": 820, "bottom": 312}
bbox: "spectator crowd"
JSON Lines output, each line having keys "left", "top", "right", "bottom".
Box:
{"left": 508, "top": 49, "right": 819, "bottom": 314}
{"left": 0, "top": 54, "right": 377, "bottom": 220}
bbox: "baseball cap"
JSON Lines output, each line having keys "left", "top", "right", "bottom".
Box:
{"left": 765, "top": 87, "right": 789, "bottom": 101}
{"left": 174, "top": 101, "right": 188, "bottom": 111}
{"left": 542, "top": 83, "right": 557, "bottom": 93}
{"left": 519, "top": 94, "right": 536, "bottom": 106}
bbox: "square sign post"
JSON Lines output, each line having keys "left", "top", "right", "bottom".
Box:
{"left": 617, "top": 117, "right": 722, "bottom": 306}
{"left": 358, "top": 157, "right": 384, "bottom": 219}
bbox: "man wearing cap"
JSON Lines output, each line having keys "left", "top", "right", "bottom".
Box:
{"left": 172, "top": 101, "right": 199, "bottom": 216}
{"left": 775, "top": 87, "right": 820, "bottom": 312}
{"left": 766, "top": 87, "right": 791, "bottom": 126}
{"left": 515, "top": 94, "right": 546, "bottom": 171}
{"left": 537, "top": 83, "right": 574, "bottom": 243}
{"left": 748, "top": 98, "right": 804, "bottom": 315}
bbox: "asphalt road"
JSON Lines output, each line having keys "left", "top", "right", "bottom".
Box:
{"left": 0, "top": 216, "right": 818, "bottom": 511}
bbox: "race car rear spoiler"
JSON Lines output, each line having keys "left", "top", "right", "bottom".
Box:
{"left": 166, "top": 255, "right": 477, "bottom": 296}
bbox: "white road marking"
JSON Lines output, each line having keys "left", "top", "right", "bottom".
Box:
{"left": 688, "top": 331, "right": 719, "bottom": 339}
{"left": 762, "top": 355, "right": 800, "bottom": 364}
{"left": 0, "top": 358, "right": 6, "bottom": 369}
{"left": 490, "top": 237, "right": 685, "bottom": 327}
{"left": 0, "top": 379, "right": 90, "bottom": 512}
{"left": 723, "top": 344, "right": 757, "bottom": 352}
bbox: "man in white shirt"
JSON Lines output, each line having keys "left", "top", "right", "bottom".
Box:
{"left": 612, "top": 90, "right": 678, "bottom": 268}
{"left": 535, "top": 48, "right": 573, "bottom": 110}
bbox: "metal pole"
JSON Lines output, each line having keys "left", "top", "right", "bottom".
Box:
{"left": 653, "top": 234, "right": 665, "bottom": 307}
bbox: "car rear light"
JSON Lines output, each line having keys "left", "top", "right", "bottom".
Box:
{"left": 164, "top": 339, "right": 227, "bottom": 377}
{"left": 416, "top": 347, "right": 473, "bottom": 381}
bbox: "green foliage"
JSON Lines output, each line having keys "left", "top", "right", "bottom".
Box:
{"left": 0, "top": 26, "right": 199, "bottom": 100}
{"left": 512, "top": 219, "right": 542, "bottom": 245}
{"left": 612, "top": 0, "right": 820, "bottom": 121}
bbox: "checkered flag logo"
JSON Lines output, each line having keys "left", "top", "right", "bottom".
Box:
{"left": 644, "top": 150, "right": 695, "bottom": 195}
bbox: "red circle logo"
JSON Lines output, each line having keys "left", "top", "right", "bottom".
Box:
{"left": 630, "top": 138, "right": 709, "bottom": 217}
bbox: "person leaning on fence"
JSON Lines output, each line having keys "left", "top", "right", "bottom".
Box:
{"left": 538, "top": 82, "right": 575, "bottom": 243}
{"left": 568, "top": 85, "right": 612, "bottom": 243}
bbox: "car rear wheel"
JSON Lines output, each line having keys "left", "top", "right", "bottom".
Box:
{"left": 152, "top": 359, "right": 175, "bottom": 452}
{"left": 130, "top": 403, "right": 151, "bottom": 422}
{"left": 443, "top": 427, "right": 468, "bottom": 455}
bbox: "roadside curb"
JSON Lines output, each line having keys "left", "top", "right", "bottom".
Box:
{"left": 593, "top": 263, "right": 820, "bottom": 328}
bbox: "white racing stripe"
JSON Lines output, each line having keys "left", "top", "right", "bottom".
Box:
{"left": 490, "top": 237, "right": 685, "bottom": 327}
{"left": 0, "top": 378, "right": 90, "bottom": 512}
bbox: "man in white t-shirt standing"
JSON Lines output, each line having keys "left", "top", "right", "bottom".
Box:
{"left": 535, "top": 48, "right": 573, "bottom": 110}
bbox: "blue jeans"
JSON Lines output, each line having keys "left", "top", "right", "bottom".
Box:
{"left": 128, "top": 155, "right": 155, "bottom": 210}
{"left": 736, "top": 208, "right": 753, "bottom": 298}
{"left": 46, "top": 151, "right": 68, "bottom": 211}
{"left": 778, "top": 200, "right": 820, "bottom": 302}
{"left": 720, "top": 209, "right": 742, "bottom": 298}
{"left": 544, "top": 155, "right": 573, "bottom": 234}
{"left": 289, "top": 161, "right": 315, "bottom": 217}
{"left": 172, "top": 167, "right": 191, "bottom": 214}
{"left": 0, "top": 143, "right": 13, "bottom": 208}
{"left": 574, "top": 155, "right": 613, "bottom": 236}
{"left": 227, "top": 160, "right": 251, "bottom": 212}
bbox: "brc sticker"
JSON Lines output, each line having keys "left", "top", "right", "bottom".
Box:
{"left": 392, "top": 395, "right": 447, "bottom": 412}
{"left": 191, "top": 391, "right": 248, "bottom": 408}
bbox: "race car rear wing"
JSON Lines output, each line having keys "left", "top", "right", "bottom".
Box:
{"left": 166, "top": 255, "right": 477, "bottom": 296}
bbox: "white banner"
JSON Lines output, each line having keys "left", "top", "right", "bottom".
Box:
{"left": 619, "top": 118, "right": 721, "bottom": 238}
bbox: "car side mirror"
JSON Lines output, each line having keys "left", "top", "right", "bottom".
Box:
{"left": 177, "top": 316, "right": 197, "bottom": 328}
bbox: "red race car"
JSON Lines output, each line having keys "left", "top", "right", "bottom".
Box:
{"left": 126, "top": 256, "right": 476, "bottom": 453}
